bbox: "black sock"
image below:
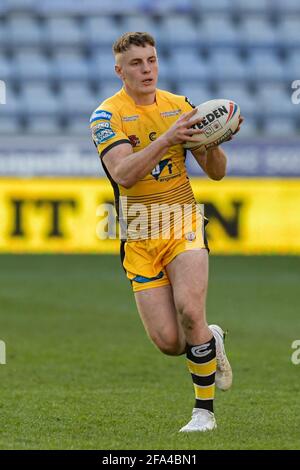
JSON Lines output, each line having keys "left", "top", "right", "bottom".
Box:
{"left": 186, "top": 336, "right": 216, "bottom": 413}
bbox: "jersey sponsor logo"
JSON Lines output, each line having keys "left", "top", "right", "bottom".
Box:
{"left": 160, "top": 109, "right": 181, "bottom": 118}
{"left": 94, "top": 121, "right": 110, "bottom": 130}
{"left": 90, "top": 110, "right": 112, "bottom": 124}
{"left": 149, "top": 131, "right": 157, "bottom": 141}
{"left": 151, "top": 159, "right": 173, "bottom": 180}
{"left": 95, "top": 110, "right": 112, "bottom": 120}
{"left": 185, "top": 96, "right": 196, "bottom": 108}
{"left": 122, "top": 115, "right": 139, "bottom": 122}
{"left": 93, "top": 125, "right": 115, "bottom": 144}
{"left": 128, "top": 135, "right": 141, "bottom": 147}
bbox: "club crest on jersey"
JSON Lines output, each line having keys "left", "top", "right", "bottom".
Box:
{"left": 128, "top": 135, "right": 141, "bottom": 147}
{"left": 149, "top": 132, "right": 157, "bottom": 141}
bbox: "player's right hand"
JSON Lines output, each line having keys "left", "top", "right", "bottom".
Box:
{"left": 162, "top": 108, "right": 205, "bottom": 146}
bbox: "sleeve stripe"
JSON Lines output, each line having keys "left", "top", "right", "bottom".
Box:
{"left": 100, "top": 139, "right": 131, "bottom": 159}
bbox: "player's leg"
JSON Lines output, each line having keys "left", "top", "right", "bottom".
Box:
{"left": 166, "top": 249, "right": 217, "bottom": 431}
{"left": 134, "top": 285, "right": 186, "bottom": 356}
{"left": 166, "top": 249, "right": 211, "bottom": 345}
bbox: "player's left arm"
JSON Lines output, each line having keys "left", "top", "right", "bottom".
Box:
{"left": 191, "top": 116, "right": 244, "bottom": 181}
{"left": 191, "top": 145, "right": 227, "bottom": 181}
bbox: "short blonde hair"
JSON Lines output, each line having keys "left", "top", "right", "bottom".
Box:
{"left": 113, "top": 32, "right": 156, "bottom": 55}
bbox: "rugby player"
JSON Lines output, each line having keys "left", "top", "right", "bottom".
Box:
{"left": 90, "top": 32, "right": 243, "bottom": 432}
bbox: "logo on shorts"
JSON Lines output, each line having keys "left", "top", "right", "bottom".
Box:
{"left": 185, "top": 231, "right": 196, "bottom": 241}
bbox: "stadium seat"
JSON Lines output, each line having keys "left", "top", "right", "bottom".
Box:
{"left": 26, "top": 116, "right": 61, "bottom": 134}
{"left": 0, "top": 21, "right": 7, "bottom": 47}
{"left": 197, "top": 15, "right": 239, "bottom": 46}
{"left": 246, "top": 51, "right": 285, "bottom": 82}
{"left": 264, "top": 117, "right": 296, "bottom": 138}
{"left": 120, "top": 15, "right": 160, "bottom": 42}
{"left": 5, "top": 0, "right": 36, "bottom": 11}
{"left": 59, "top": 83, "right": 96, "bottom": 116}
{"left": 208, "top": 50, "right": 247, "bottom": 81}
{"left": 272, "top": 0, "right": 300, "bottom": 13}
{"left": 0, "top": 1, "right": 6, "bottom": 13}
{"left": 84, "top": 17, "right": 121, "bottom": 47}
{"left": 0, "top": 116, "right": 21, "bottom": 134}
{"left": 14, "top": 50, "right": 53, "bottom": 81}
{"left": 232, "top": 0, "right": 270, "bottom": 12}
{"left": 192, "top": 0, "right": 233, "bottom": 13}
{"left": 45, "top": 17, "right": 83, "bottom": 46}
{"left": 21, "top": 83, "right": 60, "bottom": 115}
{"left": 148, "top": 0, "right": 192, "bottom": 14}
{"left": 66, "top": 116, "right": 91, "bottom": 135}
{"left": 169, "top": 51, "right": 209, "bottom": 81}
{"left": 0, "top": 56, "right": 14, "bottom": 80}
{"left": 277, "top": 16, "right": 300, "bottom": 46}
{"left": 160, "top": 16, "right": 198, "bottom": 47}
{"left": 237, "top": 16, "right": 277, "bottom": 47}
{"left": 256, "top": 84, "right": 297, "bottom": 117}
{"left": 7, "top": 15, "right": 42, "bottom": 46}
{"left": 52, "top": 51, "right": 90, "bottom": 82}
{"left": 38, "top": 0, "right": 122, "bottom": 15}
{"left": 92, "top": 51, "right": 118, "bottom": 80}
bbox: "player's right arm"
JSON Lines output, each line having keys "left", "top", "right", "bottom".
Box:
{"left": 92, "top": 107, "right": 203, "bottom": 189}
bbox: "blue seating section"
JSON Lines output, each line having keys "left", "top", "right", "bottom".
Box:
{"left": 0, "top": 0, "right": 299, "bottom": 137}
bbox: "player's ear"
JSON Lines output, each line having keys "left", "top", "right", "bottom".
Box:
{"left": 115, "top": 64, "right": 123, "bottom": 80}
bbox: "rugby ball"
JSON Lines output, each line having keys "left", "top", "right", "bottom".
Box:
{"left": 184, "top": 99, "right": 240, "bottom": 149}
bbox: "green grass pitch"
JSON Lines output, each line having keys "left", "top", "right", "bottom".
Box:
{"left": 0, "top": 255, "right": 299, "bottom": 450}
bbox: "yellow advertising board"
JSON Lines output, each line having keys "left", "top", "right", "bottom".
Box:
{"left": 0, "top": 178, "right": 299, "bottom": 254}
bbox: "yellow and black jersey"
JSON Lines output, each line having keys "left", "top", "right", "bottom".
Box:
{"left": 90, "top": 87, "right": 198, "bottom": 240}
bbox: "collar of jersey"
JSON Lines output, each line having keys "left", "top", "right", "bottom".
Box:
{"left": 120, "top": 86, "right": 161, "bottom": 111}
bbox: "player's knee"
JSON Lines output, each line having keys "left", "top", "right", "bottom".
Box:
{"left": 152, "top": 334, "right": 184, "bottom": 356}
{"left": 159, "top": 343, "right": 184, "bottom": 356}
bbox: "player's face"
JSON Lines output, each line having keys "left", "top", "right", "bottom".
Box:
{"left": 115, "top": 45, "right": 158, "bottom": 97}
